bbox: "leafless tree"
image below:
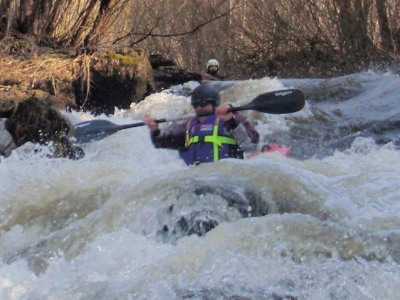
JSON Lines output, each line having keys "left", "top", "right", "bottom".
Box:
{"left": 0, "top": 0, "right": 398, "bottom": 78}
{"left": 0, "top": 0, "right": 129, "bottom": 48}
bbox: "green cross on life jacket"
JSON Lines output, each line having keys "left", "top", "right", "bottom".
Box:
{"left": 185, "top": 117, "right": 237, "bottom": 162}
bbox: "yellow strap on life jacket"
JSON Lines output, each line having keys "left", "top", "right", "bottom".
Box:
{"left": 185, "top": 118, "right": 193, "bottom": 148}
{"left": 186, "top": 117, "right": 237, "bottom": 162}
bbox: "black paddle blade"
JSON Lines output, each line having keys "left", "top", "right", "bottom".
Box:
{"left": 236, "top": 89, "right": 305, "bottom": 114}
{"left": 74, "top": 119, "right": 123, "bottom": 143}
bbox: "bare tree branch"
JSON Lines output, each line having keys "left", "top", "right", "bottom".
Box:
{"left": 111, "top": 0, "right": 240, "bottom": 46}
{"left": 112, "top": 17, "right": 162, "bottom": 46}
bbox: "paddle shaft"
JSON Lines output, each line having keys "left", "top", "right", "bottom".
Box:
{"left": 74, "top": 88, "right": 305, "bottom": 143}
{"left": 115, "top": 107, "right": 243, "bottom": 131}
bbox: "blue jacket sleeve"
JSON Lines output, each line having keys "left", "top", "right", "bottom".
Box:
{"left": 150, "top": 123, "right": 187, "bottom": 151}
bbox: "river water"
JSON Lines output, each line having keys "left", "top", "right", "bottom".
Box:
{"left": 1, "top": 71, "right": 400, "bottom": 299}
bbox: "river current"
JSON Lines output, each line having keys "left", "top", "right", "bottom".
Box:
{"left": 1, "top": 71, "right": 399, "bottom": 299}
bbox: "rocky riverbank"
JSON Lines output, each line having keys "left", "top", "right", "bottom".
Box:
{"left": 0, "top": 38, "right": 202, "bottom": 159}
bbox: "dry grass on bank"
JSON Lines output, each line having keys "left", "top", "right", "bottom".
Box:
{"left": 0, "top": 53, "right": 91, "bottom": 101}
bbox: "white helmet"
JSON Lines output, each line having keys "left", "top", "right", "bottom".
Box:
{"left": 206, "top": 59, "right": 219, "bottom": 70}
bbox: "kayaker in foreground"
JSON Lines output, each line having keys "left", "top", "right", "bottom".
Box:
{"left": 143, "top": 84, "right": 259, "bottom": 166}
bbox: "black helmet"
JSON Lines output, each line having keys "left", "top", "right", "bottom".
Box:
{"left": 191, "top": 84, "right": 220, "bottom": 107}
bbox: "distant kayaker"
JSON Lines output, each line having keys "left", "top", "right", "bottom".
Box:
{"left": 143, "top": 84, "right": 259, "bottom": 166}
{"left": 202, "top": 59, "right": 224, "bottom": 82}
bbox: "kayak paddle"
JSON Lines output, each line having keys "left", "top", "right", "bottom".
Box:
{"left": 74, "top": 88, "right": 305, "bottom": 143}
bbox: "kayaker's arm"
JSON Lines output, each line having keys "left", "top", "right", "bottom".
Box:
{"left": 149, "top": 123, "right": 186, "bottom": 151}
{"left": 225, "top": 112, "right": 259, "bottom": 153}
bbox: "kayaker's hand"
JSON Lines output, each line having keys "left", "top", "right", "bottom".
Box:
{"left": 143, "top": 118, "right": 159, "bottom": 131}
{"left": 215, "top": 104, "right": 233, "bottom": 121}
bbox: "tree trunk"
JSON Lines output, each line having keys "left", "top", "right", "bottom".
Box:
{"left": 16, "top": 0, "right": 34, "bottom": 34}
{"left": 0, "top": 0, "right": 15, "bottom": 37}
{"left": 43, "top": 0, "right": 65, "bottom": 35}
{"left": 69, "top": 0, "right": 99, "bottom": 47}
{"left": 375, "top": 0, "right": 393, "bottom": 53}
{"left": 83, "top": 0, "right": 119, "bottom": 49}
{"left": 335, "top": 0, "right": 375, "bottom": 61}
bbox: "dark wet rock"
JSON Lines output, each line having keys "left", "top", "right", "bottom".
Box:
{"left": 0, "top": 99, "right": 17, "bottom": 118}
{"left": 5, "top": 97, "right": 84, "bottom": 159}
{"left": 149, "top": 53, "right": 176, "bottom": 69}
{"left": 43, "top": 94, "right": 75, "bottom": 110}
{"left": 0, "top": 88, "right": 75, "bottom": 118}
{"left": 178, "top": 287, "right": 298, "bottom": 300}
{"left": 73, "top": 48, "right": 155, "bottom": 115}
{"left": 154, "top": 66, "right": 202, "bottom": 91}
{"left": 174, "top": 214, "right": 219, "bottom": 237}
{"left": 272, "top": 293, "right": 298, "bottom": 300}
{"left": 148, "top": 53, "right": 202, "bottom": 90}
{"left": 192, "top": 183, "right": 268, "bottom": 217}
{"left": 154, "top": 178, "right": 269, "bottom": 243}
{"left": 385, "top": 232, "right": 400, "bottom": 262}
{"left": 0, "top": 118, "right": 16, "bottom": 157}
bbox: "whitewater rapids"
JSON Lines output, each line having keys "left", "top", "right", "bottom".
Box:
{"left": 1, "top": 71, "right": 399, "bottom": 299}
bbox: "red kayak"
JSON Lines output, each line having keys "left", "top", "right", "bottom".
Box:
{"left": 246, "top": 144, "right": 291, "bottom": 159}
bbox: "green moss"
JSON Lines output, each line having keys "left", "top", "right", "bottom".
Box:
{"left": 46, "top": 49, "right": 70, "bottom": 58}
{"left": 104, "top": 50, "right": 140, "bottom": 67}
{"left": 30, "top": 89, "right": 50, "bottom": 100}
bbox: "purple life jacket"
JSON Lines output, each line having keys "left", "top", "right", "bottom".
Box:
{"left": 179, "top": 115, "right": 243, "bottom": 165}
